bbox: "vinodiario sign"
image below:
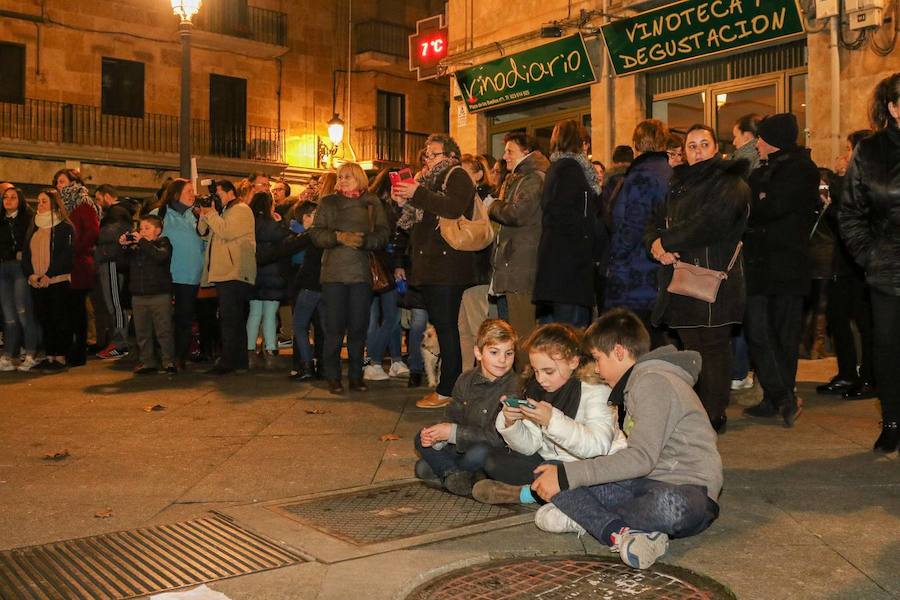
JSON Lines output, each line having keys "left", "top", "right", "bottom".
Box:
{"left": 601, "top": 0, "right": 805, "bottom": 76}
{"left": 454, "top": 35, "right": 597, "bottom": 113}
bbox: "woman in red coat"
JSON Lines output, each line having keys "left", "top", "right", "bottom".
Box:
{"left": 54, "top": 169, "right": 100, "bottom": 366}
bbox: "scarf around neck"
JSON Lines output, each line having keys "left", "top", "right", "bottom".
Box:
{"left": 524, "top": 375, "right": 582, "bottom": 420}
{"left": 397, "top": 157, "right": 460, "bottom": 230}
{"left": 550, "top": 151, "right": 602, "bottom": 195}
{"left": 61, "top": 183, "right": 101, "bottom": 219}
{"left": 34, "top": 211, "right": 56, "bottom": 229}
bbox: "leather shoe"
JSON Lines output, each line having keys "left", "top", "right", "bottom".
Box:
{"left": 743, "top": 400, "right": 778, "bottom": 418}
{"left": 781, "top": 400, "right": 802, "bottom": 428}
{"left": 816, "top": 377, "right": 855, "bottom": 395}
{"left": 327, "top": 378, "right": 344, "bottom": 394}
{"left": 843, "top": 381, "right": 878, "bottom": 400}
{"left": 873, "top": 422, "right": 899, "bottom": 453}
{"left": 348, "top": 379, "right": 368, "bottom": 392}
{"left": 408, "top": 372, "right": 423, "bottom": 388}
{"left": 416, "top": 391, "right": 450, "bottom": 409}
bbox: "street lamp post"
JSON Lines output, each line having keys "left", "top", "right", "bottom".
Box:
{"left": 171, "top": 0, "right": 202, "bottom": 178}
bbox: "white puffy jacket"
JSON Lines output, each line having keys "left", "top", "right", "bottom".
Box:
{"left": 495, "top": 381, "right": 627, "bottom": 462}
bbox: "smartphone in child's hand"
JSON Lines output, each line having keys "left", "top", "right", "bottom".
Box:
{"left": 503, "top": 396, "right": 535, "bottom": 409}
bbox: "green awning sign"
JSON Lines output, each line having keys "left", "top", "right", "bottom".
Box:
{"left": 455, "top": 34, "right": 597, "bottom": 113}
{"left": 602, "top": 0, "right": 805, "bottom": 76}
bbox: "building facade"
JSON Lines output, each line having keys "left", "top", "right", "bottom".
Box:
{"left": 0, "top": 0, "right": 448, "bottom": 196}
{"left": 444, "top": 0, "right": 900, "bottom": 168}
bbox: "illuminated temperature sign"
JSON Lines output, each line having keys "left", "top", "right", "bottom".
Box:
{"left": 409, "top": 14, "right": 448, "bottom": 81}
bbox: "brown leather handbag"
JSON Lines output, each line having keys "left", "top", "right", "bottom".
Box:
{"left": 667, "top": 242, "right": 742, "bottom": 303}
{"left": 437, "top": 166, "right": 495, "bottom": 251}
{"left": 367, "top": 203, "right": 394, "bottom": 293}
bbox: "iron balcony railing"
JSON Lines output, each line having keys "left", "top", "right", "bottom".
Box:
{"left": 195, "top": 3, "right": 287, "bottom": 46}
{"left": 355, "top": 21, "right": 412, "bottom": 58}
{"left": 0, "top": 98, "right": 285, "bottom": 163}
{"left": 355, "top": 127, "right": 429, "bottom": 166}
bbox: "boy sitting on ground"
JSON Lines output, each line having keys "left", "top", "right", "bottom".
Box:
{"left": 119, "top": 215, "right": 175, "bottom": 375}
{"left": 530, "top": 308, "right": 723, "bottom": 570}
{"left": 414, "top": 319, "right": 519, "bottom": 497}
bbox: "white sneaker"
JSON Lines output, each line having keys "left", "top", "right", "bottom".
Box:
{"left": 388, "top": 360, "right": 410, "bottom": 378}
{"left": 363, "top": 364, "right": 390, "bottom": 381}
{"left": 534, "top": 503, "right": 586, "bottom": 535}
{"left": 730, "top": 375, "right": 754, "bottom": 390}
{"left": 618, "top": 530, "right": 669, "bottom": 569}
{"left": 17, "top": 355, "right": 38, "bottom": 372}
{"left": 0, "top": 356, "right": 14, "bottom": 372}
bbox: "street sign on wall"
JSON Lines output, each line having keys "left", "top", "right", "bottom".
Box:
{"left": 454, "top": 34, "right": 597, "bottom": 113}
{"left": 601, "top": 0, "right": 805, "bottom": 76}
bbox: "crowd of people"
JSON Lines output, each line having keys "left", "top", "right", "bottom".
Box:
{"left": 0, "top": 73, "right": 897, "bottom": 569}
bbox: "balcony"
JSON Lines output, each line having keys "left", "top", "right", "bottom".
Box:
{"left": 0, "top": 98, "right": 285, "bottom": 164}
{"left": 355, "top": 21, "right": 411, "bottom": 68}
{"left": 194, "top": 3, "right": 287, "bottom": 47}
{"left": 356, "top": 127, "right": 428, "bottom": 167}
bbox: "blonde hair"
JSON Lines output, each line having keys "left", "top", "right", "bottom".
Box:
{"left": 336, "top": 162, "right": 369, "bottom": 193}
{"left": 237, "top": 178, "right": 253, "bottom": 202}
{"left": 523, "top": 323, "right": 583, "bottom": 363}
{"left": 318, "top": 172, "right": 337, "bottom": 199}
{"left": 476, "top": 319, "right": 518, "bottom": 350}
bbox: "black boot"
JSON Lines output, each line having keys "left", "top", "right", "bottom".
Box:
{"left": 816, "top": 376, "right": 855, "bottom": 395}
{"left": 873, "top": 421, "right": 899, "bottom": 453}
{"left": 300, "top": 362, "right": 315, "bottom": 381}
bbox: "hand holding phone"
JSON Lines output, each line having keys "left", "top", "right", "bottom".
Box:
{"left": 503, "top": 395, "right": 535, "bottom": 409}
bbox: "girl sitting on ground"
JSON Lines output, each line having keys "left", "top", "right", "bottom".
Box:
{"left": 472, "top": 323, "right": 625, "bottom": 508}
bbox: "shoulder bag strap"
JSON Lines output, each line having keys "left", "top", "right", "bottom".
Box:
{"left": 725, "top": 241, "right": 743, "bottom": 273}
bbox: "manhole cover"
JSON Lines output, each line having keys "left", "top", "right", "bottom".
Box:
{"left": 405, "top": 556, "right": 736, "bottom": 600}
{"left": 270, "top": 481, "right": 530, "bottom": 546}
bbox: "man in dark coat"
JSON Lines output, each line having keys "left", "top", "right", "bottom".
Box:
{"left": 742, "top": 113, "right": 819, "bottom": 427}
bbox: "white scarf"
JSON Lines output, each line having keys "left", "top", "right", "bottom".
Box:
{"left": 34, "top": 211, "right": 56, "bottom": 229}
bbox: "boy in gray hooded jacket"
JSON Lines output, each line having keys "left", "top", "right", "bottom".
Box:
{"left": 531, "top": 308, "right": 722, "bottom": 569}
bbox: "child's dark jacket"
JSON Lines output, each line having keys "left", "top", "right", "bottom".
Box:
{"left": 120, "top": 237, "right": 173, "bottom": 296}
{"left": 448, "top": 368, "right": 519, "bottom": 452}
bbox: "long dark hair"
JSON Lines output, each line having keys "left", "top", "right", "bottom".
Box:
{"left": 249, "top": 191, "right": 273, "bottom": 220}
{"left": 870, "top": 73, "right": 900, "bottom": 131}
{"left": 163, "top": 178, "right": 191, "bottom": 209}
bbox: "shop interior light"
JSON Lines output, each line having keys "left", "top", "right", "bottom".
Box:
{"left": 716, "top": 93, "right": 727, "bottom": 108}
{"left": 171, "top": 0, "right": 201, "bottom": 21}
{"left": 327, "top": 114, "right": 345, "bottom": 146}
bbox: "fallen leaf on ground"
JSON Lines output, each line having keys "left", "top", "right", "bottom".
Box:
{"left": 143, "top": 404, "right": 166, "bottom": 412}
{"left": 94, "top": 508, "right": 113, "bottom": 519}
{"left": 379, "top": 433, "right": 401, "bottom": 442}
{"left": 43, "top": 450, "right": 70, "bottom": 461}
{"left": 305, "top": 409, "right": 328, "bottom": 415}
{"left": 395, "top": 506, "right": 420, "bottom": 514}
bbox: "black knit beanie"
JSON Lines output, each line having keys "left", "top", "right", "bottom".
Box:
{"left": 757, "top": 113, "right": 799, "bottom": 151}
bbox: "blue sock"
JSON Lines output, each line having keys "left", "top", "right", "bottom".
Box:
{"left": 519, "top": 485, "right": 536, "bottom": 504}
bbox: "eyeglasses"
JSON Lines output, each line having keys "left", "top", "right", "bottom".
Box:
{"left": 423, "top": 151, "right": 445, "bottom": 160}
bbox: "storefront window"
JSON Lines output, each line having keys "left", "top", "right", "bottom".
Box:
{"left": 714, "top": 85, "right": 776, "bottom": 156}
{"left": 652, "top": 93, "right": 704, "bottom": 135}
{"left": 790, "top": 73, "right": 807, "bottom": 145}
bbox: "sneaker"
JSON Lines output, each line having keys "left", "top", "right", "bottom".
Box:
{"left": 730, "top": 375, "right": 754, "bottom": 390}
{"left": 363, "top": 364, "right": 390, "bottom": 381}
{"left": 472, "top": 479, "right": 522, "bottom": 504}
{"left": 0, "top": 356, "right": 14, "bottom": 372}
{"left": 277, "top": 338, "right": 293, "bottom": 348}
{"left": 388, "top": 360, "right": 410, "bottom": 378}
{"left": 97, "top": 344, "right": 128, "bottom": 359}
{"left": 17, "top": 355, "right": 38, "bottom": 372}
{"left": 416, "top": 392, "right": 450, "bottom": 409}
{"left": 134, "top": 364, "right": 159, "bottom": 375}
{"left": 443, "top": 471, "right": 475, "bottom": 497}
{"left": 617, "top": 530, "right": 669, "bottom": 569}
{"left": 535, "top": 503, "right": 586, "bottom": 535}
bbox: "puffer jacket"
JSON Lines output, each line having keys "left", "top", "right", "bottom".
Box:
{"left": 120, "top": 237, "right": 172, "bottom": 296}
{"left": 605, "top": 151, "right": 672, "bottom": 311}
{"left": 446, "top": 368, "right": 519, "bottom": 452}
{"left": 494, "top": 381, "right": 625, "bottom": 463}
{"left": 745, "top": 147, "right": 819, "bottom": 296}
{"left": 645, "top": 156, "right": 750, "bottom": 328}
{"left": 309, "top": 192, "right": 389, "bottom": 284}
{"left": 839, "top": 123, "right": 900, "bottom": 296}
{"left": 490, "top": 151, "right": 549, "bottom": 294}
{"left": 199, "top": 200, "right": 256, "bottom": 286}
{"left": 253, "top": 216, "right": 290, "bottom": 301}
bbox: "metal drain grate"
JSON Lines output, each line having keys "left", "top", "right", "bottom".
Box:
{"left": 0, "top": 514, "right": 305, "bottom": 600}
{"left": 405, "top": 556, "right": 736, "bottom": 599}
{"left": 271, "top": 481, "right": 530, "bottom": 546}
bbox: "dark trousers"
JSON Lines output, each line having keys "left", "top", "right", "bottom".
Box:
{"left": 320, "top": 282, "right": 371, "bottom": 380}
{"left": 677, "top": 325, "right": 733, "bottom": 423}
{"left": 871, "top": 290, "right": 900, "bottom": 421}
{"left": 414, "top": 433, "right": 492, "bottom": 479}
{"left": 68, "top": 288, "right": 89, "bottom": 365}
{"left": 421, "top": 284, "right": 466, "bottom": 397}
{"left": 33, "top": 282, "right": 74, "bottom": 358}
{"left": 541, "top": 303, "right": 592, "bottom": 329}
{"left": 172, "top": 283, "right": 198, "bottom": 363}
{"left": 553, "top": 478, "right": 719, "bottom": 546}
{"left": 483, "top": 447, "right": 544, "bottom": 485}
{"left": 744, "top": 294, "right": 804, "bottom": 408}
{"left": 827, "top": 276, "right": 874, "bottom": 382}
{"left": 216, "top": 280, "right": 253, "bottom": 370}
{"left": 196, "top": 296, "right": 220, "bottom": 360}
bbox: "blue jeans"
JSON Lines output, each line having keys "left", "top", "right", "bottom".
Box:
{"left": 539, "top": 303, "right": 592, "bottom": 328}
{"left": 0, "top": 260, "right": 38, "bottom": 356}
{"left": 407, "top": 307, "right": 428, "bottom": 374}
{"left": 414, "top": 432, "right": 492, "bottom": 478}
{"left": 366, "top": 289, "right": 401, "bottom": 363}
{"left": 552, "top": 478, "right": 719, "bottom": 546}
{"left": 321, "top": 282, "right": 371, "bottom": 380}
{"left": 292, "top": 289, "right": 322, "bottom": 365}
{"left": 246, "top": 299, "right": 279, "bottom": 351}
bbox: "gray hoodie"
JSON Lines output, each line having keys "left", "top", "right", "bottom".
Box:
{"left": 562, "top": 346, "right": 723, "bottom": 500}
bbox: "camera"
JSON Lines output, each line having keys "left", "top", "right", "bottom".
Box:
{"left": 196, "top": 178, "right": 218, "bottom": 208}
{"left": 124, "top": 232, "right": 137, "bottom": 243}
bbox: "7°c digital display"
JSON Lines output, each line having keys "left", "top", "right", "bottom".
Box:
{"left": 411, "top": 30, "right": 447, "bottom": 68}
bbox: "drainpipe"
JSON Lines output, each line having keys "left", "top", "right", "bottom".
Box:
{"left": 601, "top": 0, "right": 614, "bottom": 161}
{"left": 829, "top": 15, "right": 840, "bottom": 160}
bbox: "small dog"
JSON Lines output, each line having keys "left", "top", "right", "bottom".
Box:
{"left": 421, "top": 324, "right": 441, "bottom": 388}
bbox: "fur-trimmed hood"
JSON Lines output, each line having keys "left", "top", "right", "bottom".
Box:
{"left": 550, "top": 152, "right": 601, "bottom": 195}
